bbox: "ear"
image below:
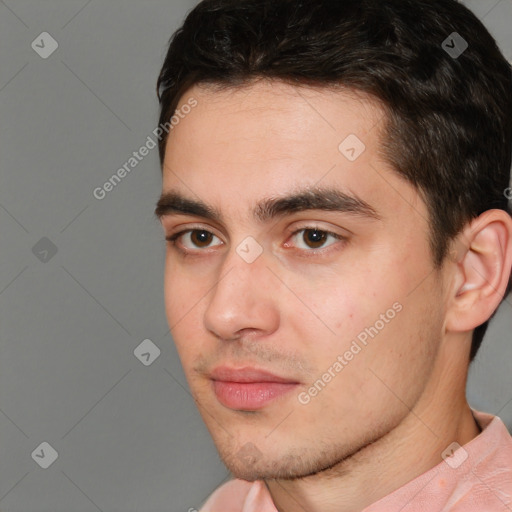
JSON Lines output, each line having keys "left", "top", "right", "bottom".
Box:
{"left": 445, "top": 209, "right": 512, "bottom": 333}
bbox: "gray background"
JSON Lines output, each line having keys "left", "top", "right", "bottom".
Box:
{"left": 0, "top": 1, "right": 511, "bottom": 511}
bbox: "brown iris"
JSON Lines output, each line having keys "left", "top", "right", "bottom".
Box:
{"left": 301, "top": 229, "right": 327, "bottom": 249}
{"left": 190, "top": 230, "right": 214, "bottom": 248}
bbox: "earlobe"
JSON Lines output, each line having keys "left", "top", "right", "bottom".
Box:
{"left": 446, "top": 210, "right": 512, "bottom": 333}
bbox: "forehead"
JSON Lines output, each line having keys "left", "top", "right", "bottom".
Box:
{"left": 160, "top": 79, "right": 425, "bottom": 227}
{"left": 169, "top": 80, "right": 384, "bottom": 147}
{"left": 164, "top": 80, "right": 383, "bottom": 175}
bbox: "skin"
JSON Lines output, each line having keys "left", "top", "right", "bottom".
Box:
{"left": 155, "top": 79, "right": 512, "bottom": 512}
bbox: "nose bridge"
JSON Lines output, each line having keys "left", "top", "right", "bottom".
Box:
{"left": 217, "top": 234, "right": 270, "bottom": 296}
{"left": 204, "top": 239, "right": 278, "bottom": 339}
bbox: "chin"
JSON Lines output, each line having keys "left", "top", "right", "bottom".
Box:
{"left": 217, "top": 443, "right": 331, "bottom": 481}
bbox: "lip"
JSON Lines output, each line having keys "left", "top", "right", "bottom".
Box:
{"left": 210, "top": 366, "right": 299, "bottom": 384}
{"left": 210, "top": 366, "right": 299, "bottom": 410}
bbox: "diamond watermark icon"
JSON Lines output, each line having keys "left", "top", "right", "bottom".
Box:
{"left": 32, "top": 442, "right": 58, "bottom": 469}
{"left": 236, "top": 442, "right": 263, "bottom": 466}
{"left": 441, "top": 441, "right": 468, "bottom": 469}
{"left": 339, "top": 134, "right": 366, "bottom": 162}
{"left": 31, "top": 32, "right": 59, "bottom": 59}
{"left": 32, "top": 237, "right": 58, "bottom": 262}
{"left": 134, "top": 339, "right": 161, "bottom": 366}
{"left": 442, "top": 32, "right": 468, "bottom": 59}
{"left": 236, "top": 236, "right": 263, "bottom": 263}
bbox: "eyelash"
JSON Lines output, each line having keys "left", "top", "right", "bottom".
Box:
{"left": 165, "top": 225, "right": 347, "bottom": 257}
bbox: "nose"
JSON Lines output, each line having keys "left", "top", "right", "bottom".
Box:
{"left": 203, "top": 244, "right": 280, "bottom": 342}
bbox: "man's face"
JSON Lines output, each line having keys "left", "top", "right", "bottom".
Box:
{"left": 157, "top": 80, "right": 447, "bottom": 480}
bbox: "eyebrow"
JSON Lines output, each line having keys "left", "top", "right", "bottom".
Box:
{"left": 154, "top": 186, "right": 381, "bottom": 224}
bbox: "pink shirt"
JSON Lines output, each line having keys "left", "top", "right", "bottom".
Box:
{"left": 199, "top": 410, "right": 512, "bottom": 511}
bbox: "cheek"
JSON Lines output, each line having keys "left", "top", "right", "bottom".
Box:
{"left": 163, "top": 256, "right": 205, "bottom": 317}
{"left": 291, "top": 273, "right": 392, "bottom": 351}
{"left": 354, "top": 295, "right": 442, "bottom": 413}
{"left": 297, "top": 307, "right": 432, "bottom": 428}
{"left": 287, "top": 268, "right": 421, "bottom": 389}
{"left": 163, "top": 264, "right": 206, "bottom": 356}
{"left": 163, "top": 270, "right": 182, "bottom": 330}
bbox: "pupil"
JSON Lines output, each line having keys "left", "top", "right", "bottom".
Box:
{"left": 193, "top": 230, "right": 211, "bottom": 246}
{"left": 306, "top": 229, "right": 325, "bottom": 247}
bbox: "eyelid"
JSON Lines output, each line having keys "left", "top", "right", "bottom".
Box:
{"left": 284, "top": 220, "right": 350, "bottom": 238}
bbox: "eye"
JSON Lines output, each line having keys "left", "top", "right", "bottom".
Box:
{"left": 286, "top": 226, "right": 345, "bottom": 251}
{"left": 165, "top": 225, "right": 346, "bottom": 255}
{"left": 166, "top": 228, "right": 223, "bottom": 251}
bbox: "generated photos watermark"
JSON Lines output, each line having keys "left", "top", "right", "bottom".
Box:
{"left": 93, "top": 97, "right": 198, "bottom": 200}
{"left": 298, "top": 301, "right": 403, "bottom": 405}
